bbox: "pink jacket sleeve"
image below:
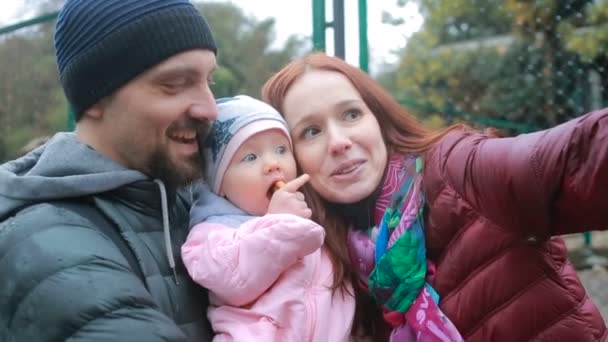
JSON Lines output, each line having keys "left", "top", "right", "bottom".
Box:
{"left": 430, "top": 108, "right": 608, "bottom": 238}
{"left": 181, "top": 213, "right": 325, "bottom": 307}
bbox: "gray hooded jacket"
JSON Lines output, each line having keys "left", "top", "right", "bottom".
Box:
{"left": 0, "top": 133, "right": 212, "bottom": 341}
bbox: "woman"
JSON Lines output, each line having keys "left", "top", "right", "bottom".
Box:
{"left": 261, "top": 52, "right": 608, "bottom": 341}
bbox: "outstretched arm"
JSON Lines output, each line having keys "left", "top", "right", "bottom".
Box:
{"left": 432, "top": 108, "right": 608, "bottom": 238}
{"left": 182, "top": 214, "right": 324, "bottom": 307}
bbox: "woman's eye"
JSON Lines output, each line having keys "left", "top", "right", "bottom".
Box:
{"left": 344, "top": 109, "right": 361, "bottom": 121}
{"left": 301, "top": 127, "right": 320, "bottom": 139}
{"left": 242, "top": 154, "right": 257, "bottom": 162}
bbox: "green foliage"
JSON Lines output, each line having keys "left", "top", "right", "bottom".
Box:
{"left": 425, "top": 0, "right": 513, "bottom": 42}
{"left": 560, "top": 0, "right": 608, "bottom": 61}
{"left": 196, "top": 1, "right": 307, "bottom": 98}
{"left": 387, "top": 0, "right": 602, "bottom": 133}
{"left": 0, "top": 0, "right": 306, "bottom": 162}
{"left": 0, "top": 29, "right": 64, "bottom": 160}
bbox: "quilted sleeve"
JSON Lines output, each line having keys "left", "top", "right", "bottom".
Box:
{"left": 431, "top": 108, "right": 608, "bottom": 238}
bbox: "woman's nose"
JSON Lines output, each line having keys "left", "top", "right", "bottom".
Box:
{"left": 328, "top": 129, "right": 352, "bottom": 155}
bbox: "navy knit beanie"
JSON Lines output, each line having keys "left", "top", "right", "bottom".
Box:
{"left": 54, "top": 0, "right": 217, "bottom": 119}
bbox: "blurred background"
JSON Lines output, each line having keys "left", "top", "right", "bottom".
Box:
{"left": 0, "top": 0, "right": 606, "bottom": 321}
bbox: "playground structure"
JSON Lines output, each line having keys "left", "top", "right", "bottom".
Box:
{"left": 0, "top": 1, "right": 606, "bottom": 269}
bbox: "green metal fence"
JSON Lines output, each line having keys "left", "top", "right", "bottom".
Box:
{"left": 2, "top": 3, "right": 604, "bottom": 267}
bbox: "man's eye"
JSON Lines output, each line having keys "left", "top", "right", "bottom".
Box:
{"left": 161, "top": 78, "right": 188, "bottom": 91}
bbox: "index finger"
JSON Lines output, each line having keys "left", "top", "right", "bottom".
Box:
{"left": 282, "top": 174, "right": 310, "bottom": 192}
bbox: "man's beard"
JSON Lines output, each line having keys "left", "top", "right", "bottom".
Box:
{"left": 148, "top": 147, "right": 204, "bottom": 191}
{"left": 147, "top": 118, "right": 210, "bottom": 190}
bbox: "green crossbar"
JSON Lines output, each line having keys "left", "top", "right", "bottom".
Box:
{"left": 0, "top": 11, "right": 59, "bottom": 36}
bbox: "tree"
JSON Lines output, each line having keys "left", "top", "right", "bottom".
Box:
{"left": 0, "top": 1, "right": 307, "bottom": 162}
{"left": 560, "top": 0, "right": 608, "bottom": 104}
{"left": 561, "top": 0, "right": 608, "bottom": 61}
{"left": 0, "top": 18, "right": 66, "bottom": 161}
{"left": 387, "top": 0, "right": 598, "bottom": 133}
{"left": 195, "top": 1, "right": 308, "bottom": 98}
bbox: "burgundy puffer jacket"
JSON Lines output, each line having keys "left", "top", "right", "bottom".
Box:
{"left": 423, "top": 109, "right": 608, "bottom": 341}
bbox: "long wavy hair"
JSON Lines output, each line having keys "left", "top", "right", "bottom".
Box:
{"left": 262, "top": 53, "right": 462, "bottom": 339}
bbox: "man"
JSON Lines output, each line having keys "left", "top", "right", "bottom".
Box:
{"left": 0, "top": 0, "right": 218, "bottom": 340}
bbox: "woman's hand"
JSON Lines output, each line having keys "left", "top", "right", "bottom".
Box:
{"left": 267, "top": 174, "right": 312, "bottom": 219}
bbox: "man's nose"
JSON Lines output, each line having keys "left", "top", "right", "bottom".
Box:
{"left": 189, "top": 84, "right": 218, "bottom": 121}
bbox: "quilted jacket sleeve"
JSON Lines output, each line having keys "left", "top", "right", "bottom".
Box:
{"left": 431, "top": 108, "right": 608, "bottom": 238}
{"left": 0, "top": 204, "right": 188, "bottom": 342}
{"left": 181, "top": 214, "right": 325, "bottom": 307}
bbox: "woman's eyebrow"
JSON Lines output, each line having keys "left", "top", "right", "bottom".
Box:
{"left": 334, "top": 99, "right": 363, "bottom": 109}
{"left": 291, "top": 99, "right": 364, "bottom": 128}
{"left": 290, "top": 114, "right": 315, "bottom": 133}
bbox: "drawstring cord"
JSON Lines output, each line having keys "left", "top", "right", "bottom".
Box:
{"left": 154, "top": 179, "right": 179, "bottom": 285}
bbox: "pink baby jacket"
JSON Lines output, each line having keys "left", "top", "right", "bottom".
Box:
{"left": 182, "top": 213, "right": 355, "bottom": 341}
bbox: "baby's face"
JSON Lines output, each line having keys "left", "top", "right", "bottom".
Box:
{"left": 220, "top": 129, "right": 296, "bottom": 215}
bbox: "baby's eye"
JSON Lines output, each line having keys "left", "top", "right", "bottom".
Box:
{"left": 276, "top": 146, "right": 286, "bottom": 154}
{"left": 241, "top": 153, "right": 257, "bottom": 162}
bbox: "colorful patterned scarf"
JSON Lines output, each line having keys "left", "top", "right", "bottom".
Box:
{"left": 369, "top": 155, "right": 462, "bottom": 341}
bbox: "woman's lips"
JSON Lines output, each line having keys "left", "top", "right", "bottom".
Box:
{"left": 331, "top": 159, "right": 365, "bottom": 177}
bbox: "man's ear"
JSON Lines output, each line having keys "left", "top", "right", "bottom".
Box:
{"left": 83, "top": 102, "right": 104, "bottom": 119}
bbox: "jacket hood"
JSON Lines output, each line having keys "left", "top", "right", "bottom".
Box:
{"left": 189, "top": 182, "right": 250, "bottom": 228}
{"left": 0, "top": 132, "right": 146, "bottom": 218}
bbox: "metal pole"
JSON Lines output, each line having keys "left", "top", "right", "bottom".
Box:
{"left": 581, "top": 230, "right": 608, "bottom": 269}
{"left": 67, "top": 108, "right": 75, "bottom": 131}
{"left": 312, "top": 0, "right": 326, "bottom": 52}
{"left": 358, "top": 0, "right": 369, "bottom": 73}
{"left": 333, "top": 0, "right": 345, "bottom": 59}
{"left": 0, "top": 11, "right": 75, "bottom": 132}
{"left": 0, "top": 11, "right": 59, "bottom": 36}
{"left": 583, "top": 232, "right": 592, "bottom": 249}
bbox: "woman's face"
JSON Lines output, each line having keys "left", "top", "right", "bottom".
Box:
{"left": 282, "top": 69, "right": 388, "bottom": 204}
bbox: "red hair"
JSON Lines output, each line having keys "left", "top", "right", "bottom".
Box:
{"left": 262, "top": 53, "right": 461, "bottom": 339}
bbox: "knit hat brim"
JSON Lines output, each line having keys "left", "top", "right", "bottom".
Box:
{"left": 201, "top": 95, "right": 292, "bottom": 196}
{"left": 58, "top": 4, "right": 217, "bottom": 118}
{"left": 213, "top": 120, "right": 291, "bottom": 195}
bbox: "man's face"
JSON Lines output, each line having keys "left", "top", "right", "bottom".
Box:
{"left": 92, "top": 50, "right": 218, "bottom": 188}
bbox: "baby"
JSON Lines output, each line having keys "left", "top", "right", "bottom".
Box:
{"left": 182, "top": 95, "right": 355, "bottom": 341}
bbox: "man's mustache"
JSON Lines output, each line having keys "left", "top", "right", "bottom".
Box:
{"left": 167, "top": 118, "right": 211, "bottom": 138}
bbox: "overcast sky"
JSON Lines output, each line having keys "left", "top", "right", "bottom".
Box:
{"left": 0, "top": 0, "right": 423, "bottom": 72}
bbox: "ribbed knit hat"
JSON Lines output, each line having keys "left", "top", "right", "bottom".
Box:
{"left": 54, "top": 0, "right": 217, "bottom": 119}
{"left": 201, "top": 95, "right": 292, "bottom": 195}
